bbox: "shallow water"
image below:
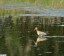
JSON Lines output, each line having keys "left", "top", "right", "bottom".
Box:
{"left": 0, "top": 16, "right": 64, "bottom": 56}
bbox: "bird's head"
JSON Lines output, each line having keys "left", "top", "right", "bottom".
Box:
{"left": 34, "top": 27, "right": 38, "bottom": 31}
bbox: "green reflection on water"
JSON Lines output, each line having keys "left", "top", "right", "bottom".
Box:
{"left": 0, "top": 16, "right": 64, "bottom": 56}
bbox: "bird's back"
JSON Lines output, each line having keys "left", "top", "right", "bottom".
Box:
{"left": 37, "top": 31, "right": 47, "bottom": 36}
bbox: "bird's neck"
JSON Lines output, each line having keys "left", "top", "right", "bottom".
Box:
{"left": 36, "top": 30, "right": 39, "bottom": 32}
{"left": 36, "top": 30, "right": 40, "bottom": 35}
{"left": 36, "top": 30, "right": 41, "bottom": 32}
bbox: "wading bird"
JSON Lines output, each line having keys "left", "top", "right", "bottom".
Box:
{"left": 34, "top": 27, "right": 47, "bottom": 46}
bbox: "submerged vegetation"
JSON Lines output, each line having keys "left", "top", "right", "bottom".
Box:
{"left": 0, "top": 16, "right": 64, "bottom": 56}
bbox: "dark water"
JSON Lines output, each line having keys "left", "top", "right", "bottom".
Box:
{"left": 0, "top": 16, "right": 64, "bottom": 56}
